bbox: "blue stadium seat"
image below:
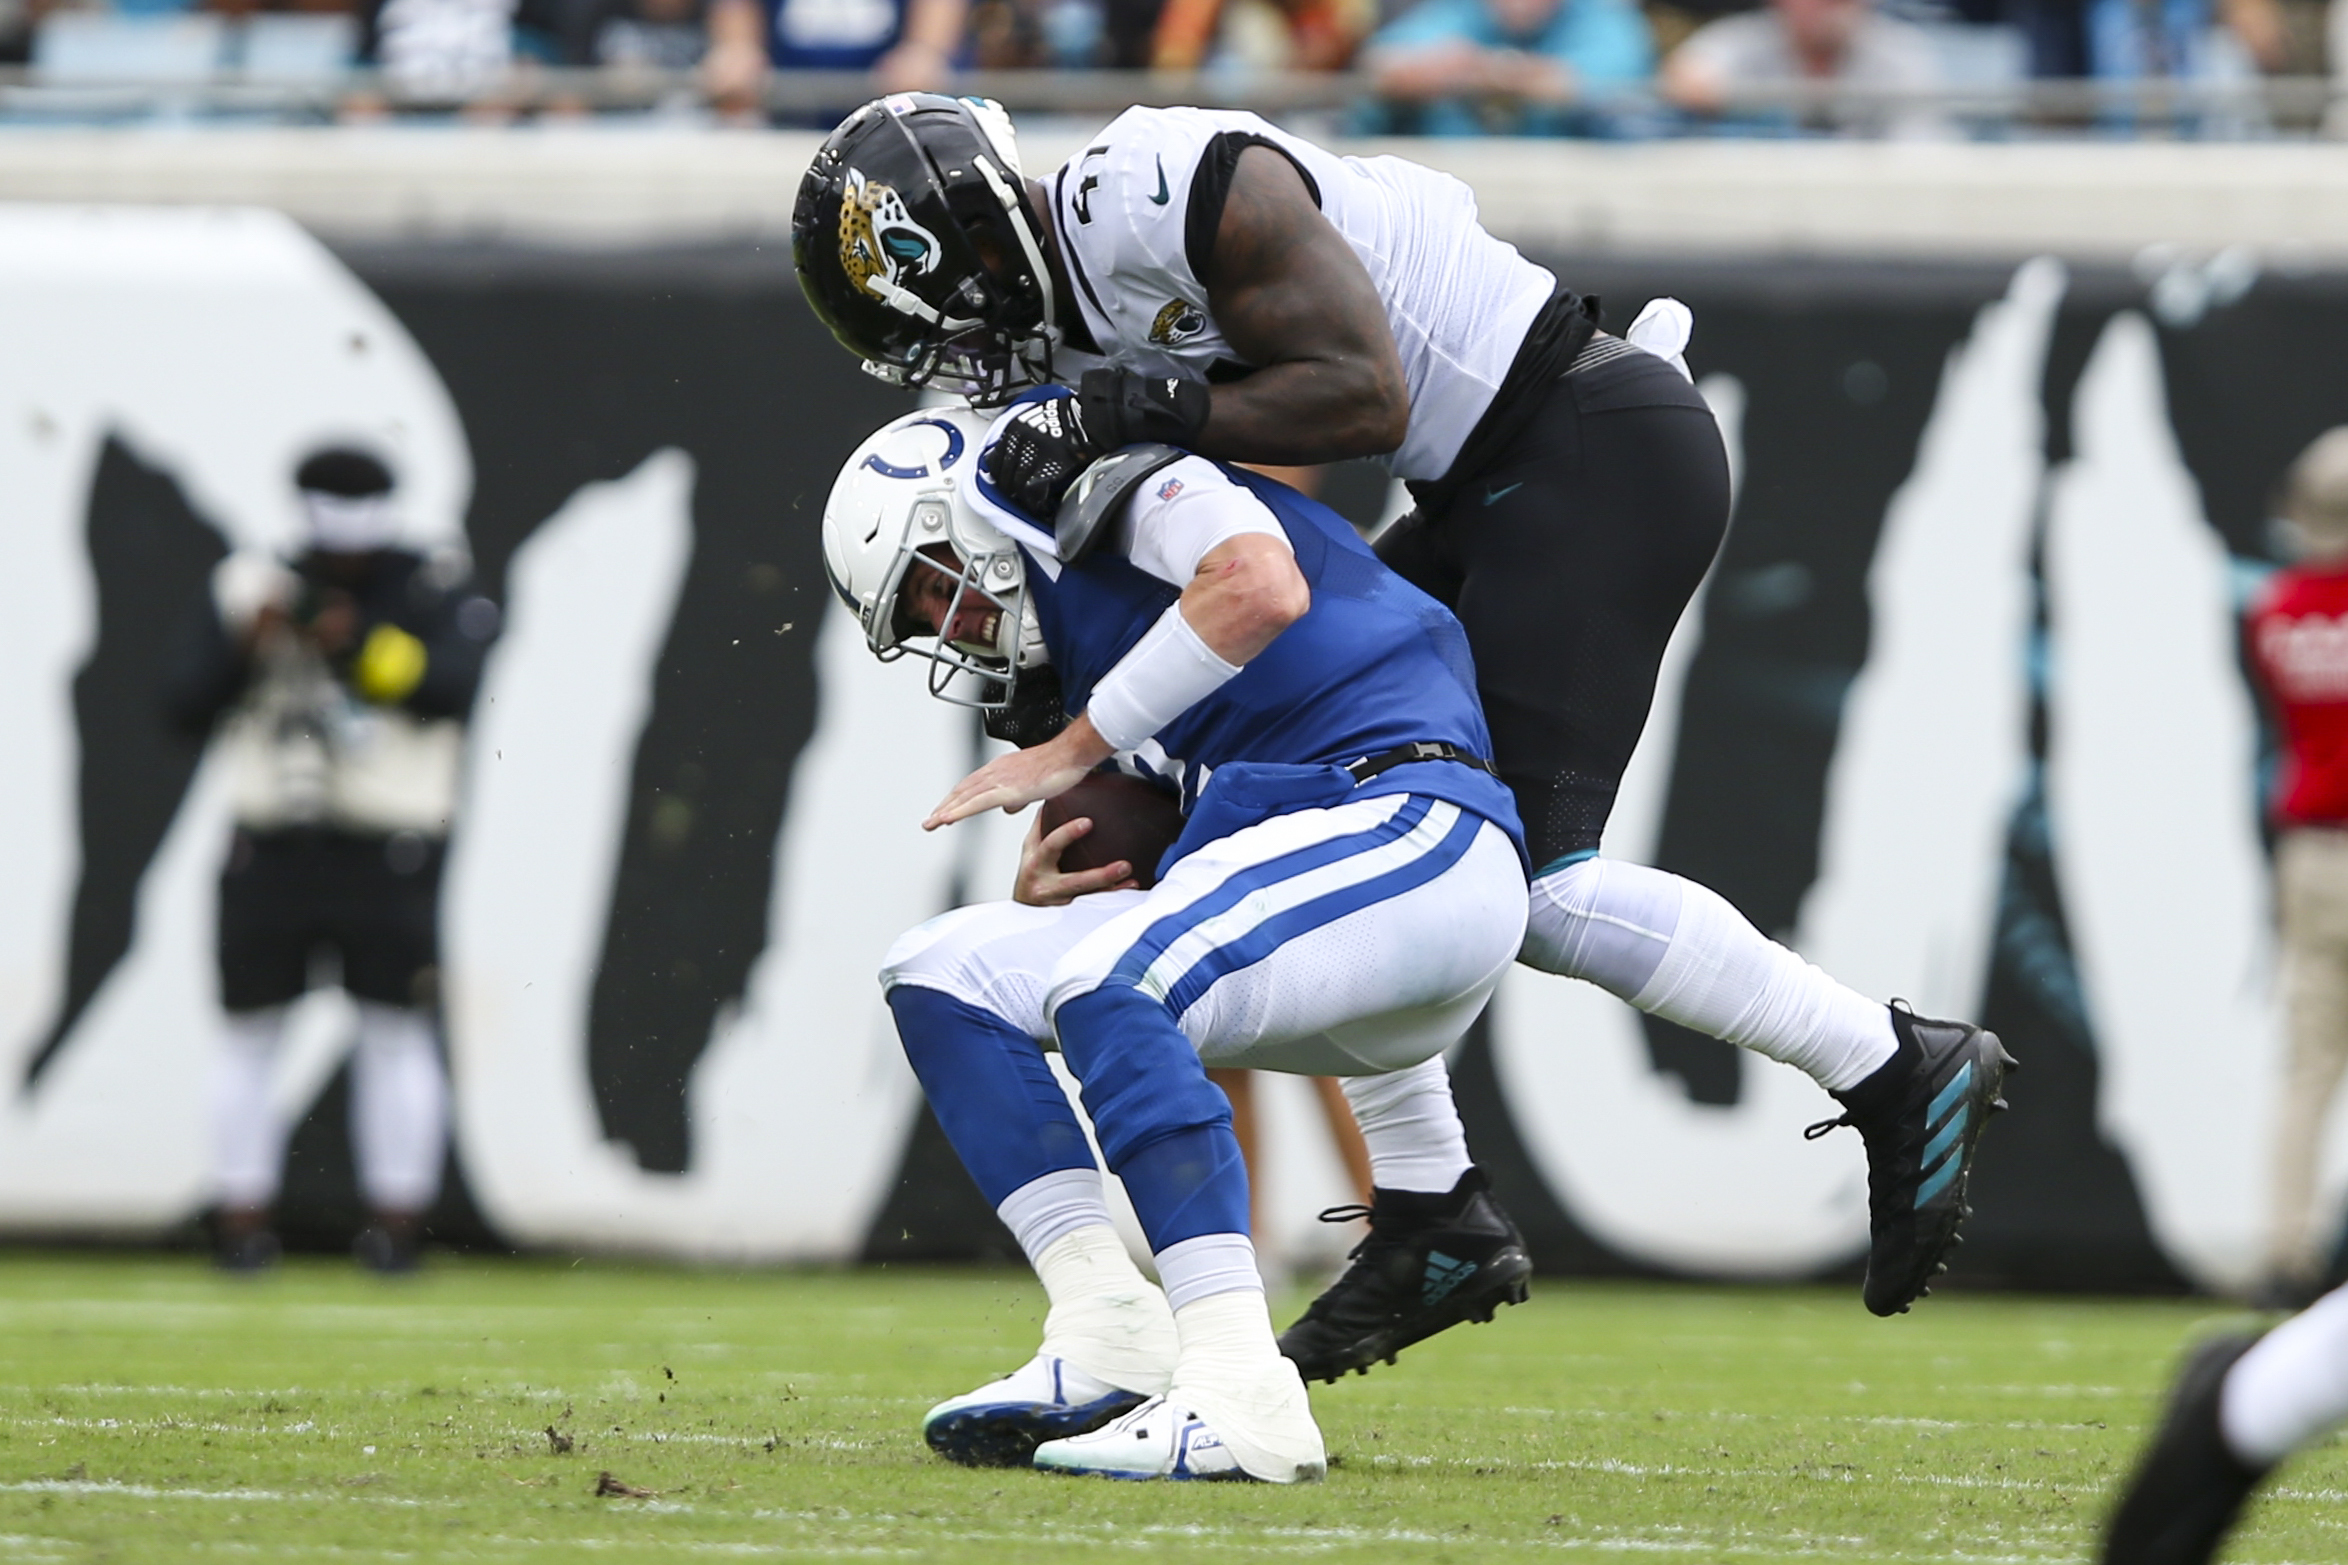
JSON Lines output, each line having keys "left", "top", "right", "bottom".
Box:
{"left": 33, "top": 12, "right": 229, "bottom": 83}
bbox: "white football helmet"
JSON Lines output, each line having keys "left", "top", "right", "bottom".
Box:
{"left": 822, "top": 405, "right": 1044, "bottom": 707}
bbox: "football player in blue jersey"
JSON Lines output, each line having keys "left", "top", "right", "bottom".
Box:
{"left": 823, "top": 403, "right": 1534, "bottom": 1481}
{"left": 794, "top": 94, "right": 2015, "bottom": 1369}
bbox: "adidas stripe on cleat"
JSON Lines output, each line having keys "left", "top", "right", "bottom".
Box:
{"left": 1808, "top": 1004, "right": 2016, "bottom": 1317}
{"left": 1277, "top": 1166, "right": 1532, "bottom": 1384}
{"left": 1422, "top": 1252, "right": 1480, "bottom": 1307}
{"left": 921, "top": 1355, "right": 1149, "bottom": 1469}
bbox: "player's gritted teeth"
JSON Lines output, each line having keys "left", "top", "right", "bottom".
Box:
{"left": 954, "top": 607, "right": 1005, "bottom": 655}
{"left": 902, "top": 549, "right": 1003, "bottom": 655}
{"left": 943, "top": 595, "right": 1000, "bottom": 652}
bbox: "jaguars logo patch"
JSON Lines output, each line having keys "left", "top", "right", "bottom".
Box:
{"left": 1148, "top": 299, "right": 1207, "bottom": 347}
{"left": 838, "top": 168, "right": 943, "bottom": 304}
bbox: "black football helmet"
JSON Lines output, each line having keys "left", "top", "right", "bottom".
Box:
{"left": 793, "top": 94, "right": 1058, "bottom": 405}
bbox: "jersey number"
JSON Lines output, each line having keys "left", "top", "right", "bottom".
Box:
{"left": 1072, "top": 145, "right": 1110, "bottom": 225}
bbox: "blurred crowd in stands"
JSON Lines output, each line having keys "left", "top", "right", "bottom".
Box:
{"left": 0, "top": 0, "right": 2335, "bottom": 135}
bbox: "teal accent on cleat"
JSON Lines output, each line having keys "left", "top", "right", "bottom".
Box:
{"left": 1927, "top": 1062, "right": 1974, "bottom": 1124}
{"left": 1421, "top": 1252, "right": 1479, "bottom": 1307}
{"left": 1807, "top": 1006, "right": 2015, "bottom": 1317}
{"left": 1277, "top": 1167, "right": 1531, "bottom": 1384}
{"left": 1919, "top": 1105, "right": 1969, "bottom": 1182}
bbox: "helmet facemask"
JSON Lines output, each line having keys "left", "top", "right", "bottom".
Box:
{"left": 831, "top": 464, "right": 1042, "bottom": 708}
{"left": 880, "top": 312, "right": 1056, "bottom": 405}
{"left": 871, "top": 510, "right": 1039, "bottom": 709}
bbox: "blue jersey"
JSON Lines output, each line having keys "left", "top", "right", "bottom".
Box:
{"left": 1021, "top": 468, "right": 1528, "bottom": 872}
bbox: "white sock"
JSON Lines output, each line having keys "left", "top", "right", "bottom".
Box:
{"left": 1167, "top": 1289, "right": 1324, "bottom": 1483}
{"left": 349, "top": 1002, "right": 448, "bottom": 1214}
{"left": 213, "top": 1008, "right": 289, "bottom": 1209}
{"left": 1032, "top": 1224, "right": 1177, "bottom": 1396}
{"left": 1154, "top": 1232, "right": 1264, "bottom": 1312}
{"left": 1343, "top": 1059, "right": 1471, "bottom": 1193}
{"left": 2221, "top": 1283, "right": 2348, "bottom": 1467}
{"left": 998, "top": 1166, "right": 1116, "bottom": 1264}
{"left": 1523, "top": 858, "right": 1897, "bottom": 1092}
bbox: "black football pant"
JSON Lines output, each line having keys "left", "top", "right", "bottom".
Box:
{"left": 217, "top": 828, "right": 445, "bottom": 1014}
{"left": 1376, "top": 346, "right": 1731, "bottom": 873}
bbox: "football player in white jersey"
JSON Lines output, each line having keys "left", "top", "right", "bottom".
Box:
{"left": 791, "top": 93, "right": 2015, "bottom": 1371}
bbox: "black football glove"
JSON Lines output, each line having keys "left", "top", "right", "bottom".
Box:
{"left": 984, "top": 393, "right": 1102, "bottom": 520}
{"left": 1075, "top": 368, "right": 1212, "bottom": 450}
{"left": 983, "top": 370, "right": 1213, "bottom": 521}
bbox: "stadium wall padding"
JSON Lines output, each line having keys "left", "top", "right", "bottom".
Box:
{"left": 3, "top": 210, "right": 2345, "bottom": 1292}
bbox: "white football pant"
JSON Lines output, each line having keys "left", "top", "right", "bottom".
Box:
{"left": 211, "top": 1000, "right": 449, "bottom": 1214}
{"left": 886, "top": 793, "right": 1527, "bottom": 1078}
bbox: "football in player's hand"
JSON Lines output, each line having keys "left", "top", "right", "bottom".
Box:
{"left": 1039, "top": 773, "right": 1185, "bottom": 888}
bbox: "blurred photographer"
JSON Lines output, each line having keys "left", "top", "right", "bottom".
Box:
{"left": 166, "top": 447, "right": 499, "bottom": 1274}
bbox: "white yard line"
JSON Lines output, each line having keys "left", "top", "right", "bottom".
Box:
{"left": 1494, "top": 1406, "right": 2100, "bottom": 1433}
{"left": 1368, "top": 1451, "right": 2093, "bottom": 1498}
{"left": 0, "top": 1486, "right": 2086, "bottom": 1563}
{"left": 2, "top": 1415, "right": 322, "bottom": 1437}
{"left": 0, "top": 1479, "right": 440, "bottom": 1508}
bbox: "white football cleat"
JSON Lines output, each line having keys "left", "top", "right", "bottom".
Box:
{"left": 1032, "top": 1394, "right": 1258, "bottom": 1481}
{"left": 922, "top": 1354, "right": 1149, "bottom": 1469}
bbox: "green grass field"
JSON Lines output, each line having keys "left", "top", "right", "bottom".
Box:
{"left": 0, "top": 1253, "right": 2334, "bottom": 1564}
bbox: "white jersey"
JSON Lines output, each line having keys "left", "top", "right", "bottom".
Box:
{"left": 216, "top": 641, "right": 465, "bottom": 836}
{"left": 202, "top": 550, "right": 471, "bottom": 837}
{"left": 1045, "top": 106, "right": 1556, "bottom": 484}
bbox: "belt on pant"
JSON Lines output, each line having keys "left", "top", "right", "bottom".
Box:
{"left": 1342, "top": 741, "right": 1499, "bottom": 786}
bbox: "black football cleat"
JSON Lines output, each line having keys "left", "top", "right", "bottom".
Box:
{"left": 213, "top": 1226, "right": 281, "bottom": 1274}
{"left": 1277, "top": 1167, "right": 1532, "bottom": 1384}
{"left": 2102, "top": 1333, "right": 2270, "bottom": 1565}
{"left": 1806, "top": 1005, "right": 2015, "bottom": 1317}
{"left": 353, "top": 1221, "right": 423, "bottom": 1276}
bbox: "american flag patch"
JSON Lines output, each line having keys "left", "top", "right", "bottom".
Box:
{"left": 1157, "top": 478, "right": 1184, "bottom": 502}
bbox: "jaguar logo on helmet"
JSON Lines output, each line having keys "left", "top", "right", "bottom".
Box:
{"left": 1148, "top": 299, "right": 1207, "bottom": 347}
{"left": 838, "top": 168, "right": 944, "bottom": 305}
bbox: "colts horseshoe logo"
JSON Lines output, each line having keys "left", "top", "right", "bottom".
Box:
{"left": 861, "top": 417, "right": 967, "bottom": 481}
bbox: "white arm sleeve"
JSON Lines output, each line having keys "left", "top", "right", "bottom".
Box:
{"left": 1116, "top": 456, "right": 1292, "bottom": 587}
{"left": 1084, "top": 602, "right": 1243, "bottom": 753}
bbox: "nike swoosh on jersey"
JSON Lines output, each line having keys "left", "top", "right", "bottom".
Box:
{"left": 1482, "top": 481, "right": 1524, "bottom": 505}
{"left": 1150, "top": 157, "right": 1170, "bottom": 206}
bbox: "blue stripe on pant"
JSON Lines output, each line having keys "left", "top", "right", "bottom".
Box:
{"left": 1156, "top": 803, "right": 1486, "bottom": 1017}
{"left": 1103, "top": 796, "right": 1439, "bottom": 1002}
{"left": 1064, "top": 795, "right": 1484, "bottom": 1254}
